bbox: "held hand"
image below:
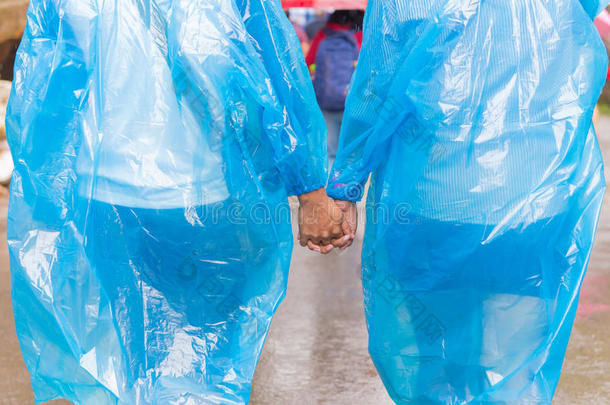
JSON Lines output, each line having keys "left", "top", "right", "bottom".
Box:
{"left": 298, "top": 188, "right": 348, "bottom": 254}
{"left": 334, "top": 200, "right": 357, "bottom": 251}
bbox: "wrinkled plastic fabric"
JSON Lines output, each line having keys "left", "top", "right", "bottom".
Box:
{"left": 7, "top": 0, "right": 326, "bottom": 403}
{"left": 328, "top": 0, "right": 607, "bottom": 404}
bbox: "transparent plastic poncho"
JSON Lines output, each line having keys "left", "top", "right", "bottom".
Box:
{"left": 327, "top": 1, "right": 608, "bottom": 403}
{"left": 6, "top": 0, "right": 326, "bottom": 403}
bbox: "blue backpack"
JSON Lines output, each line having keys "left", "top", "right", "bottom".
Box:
{"left": 313, "top": 29, "right": 359, "bottom": 111}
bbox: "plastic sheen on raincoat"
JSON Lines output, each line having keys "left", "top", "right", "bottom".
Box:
{"left": 7, "top": 0, "right": 326, "bottom": 403}
{"left": 327, "top": 0, "right": 607, "bottom": 404}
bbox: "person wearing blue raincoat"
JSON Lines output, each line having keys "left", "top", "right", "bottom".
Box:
{"left": 329, "top": 0, "right": 608, "bottom": 403}
{"left": 6, "top": 0, "right": 348, "bottom": 403}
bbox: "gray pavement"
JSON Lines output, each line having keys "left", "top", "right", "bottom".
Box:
{"left": 1, "top": 119, "right": 610, "bottom": 404}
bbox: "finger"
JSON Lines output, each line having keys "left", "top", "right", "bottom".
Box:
{"left": 307, "top": 240, "right": 321, "bottom": 252}
{"left": 330, "top": 205, "right": 345, "bottom": 226}
{"left": 320, "top": 244, "right": 334, "bottom": 254}
{"left": 339, "top": 239, "right": 354, "bottom": 251}
{"left": 341, "top": 211, "right": 356, "bottom": 238}
{"left": 340, "top": 235, "right": 355, "bottom": 250}
{"left": 318, "top": 240, "right": 329, "bottom": 248}
{"left": 332, "top": 227, "right": 344, "bottom": 239}
{"left": 335, "top": 201, "right": 358, "bottom": 236}
{"left": 319, "top": 232, "right": 332, "bottom": 245}
{"left": 317, "top": 230, "right": 338, "bottom": 246}
{"left": 331, "top": 234, "right": 352, "bottom": 248}
{"left": 341, "top": 219, "right": 352, "bottom": 237}
{"left": 300, "top": 232, "right": 314, "bottom": 247}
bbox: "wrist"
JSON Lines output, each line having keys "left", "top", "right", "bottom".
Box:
{"left": 298, "top": 187, "right": 326, "bottom": 205}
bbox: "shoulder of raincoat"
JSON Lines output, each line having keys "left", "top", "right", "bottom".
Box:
{"left": 326, "top": 0, "right": 610, "bottom": 202}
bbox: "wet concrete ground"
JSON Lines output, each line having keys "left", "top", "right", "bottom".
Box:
{"left": 1, "top": 120, "right": 609, "bottom": 404}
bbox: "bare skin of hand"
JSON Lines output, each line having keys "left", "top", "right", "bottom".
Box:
{"left": 298, "top": 188, "right": 350, "bottom": 254}
{"left": 334, "top": 200, "right": 357, "bottom": 251}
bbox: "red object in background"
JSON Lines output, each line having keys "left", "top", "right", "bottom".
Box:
{"left": 282, "top": 0, "right": 367, "bottom": 8}
{"left": 594, "top": 9, "right": 610, "bottom": 40}
{"left": 594, "top": 9, "right": 610, "bottom": 81}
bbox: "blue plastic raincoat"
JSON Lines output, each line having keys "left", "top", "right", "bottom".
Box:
{"left": 6, "top": 0, "right": 326, "bottom": 403}
{"left": 327, "top": 0, "right": 607, "bottom": 403}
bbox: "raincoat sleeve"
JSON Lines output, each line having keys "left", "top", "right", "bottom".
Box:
{"left": 6, "top": 3, "right": 57, "bottom": 162}
{"left": 323, "top": 11, "right": 393, "bottom": 202}
{"left": 236, "top": 0, "right": 328, "bottom": 196}
{"left": 326, "top": 2, "right": 456, "bottom": 202}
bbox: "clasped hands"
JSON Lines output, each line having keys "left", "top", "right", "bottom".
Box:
{"left": 297, "top": 188, "right": 357, "bottom": 254}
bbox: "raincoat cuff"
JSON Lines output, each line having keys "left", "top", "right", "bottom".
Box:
{"left": 326, "top": 180, "right": 365, "bottom": 202}
{"left": 277, "top": 155, "right": 327, "bottom": 197}
{"left": 287, "top": 180, "right": 327, "bottom": 198}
